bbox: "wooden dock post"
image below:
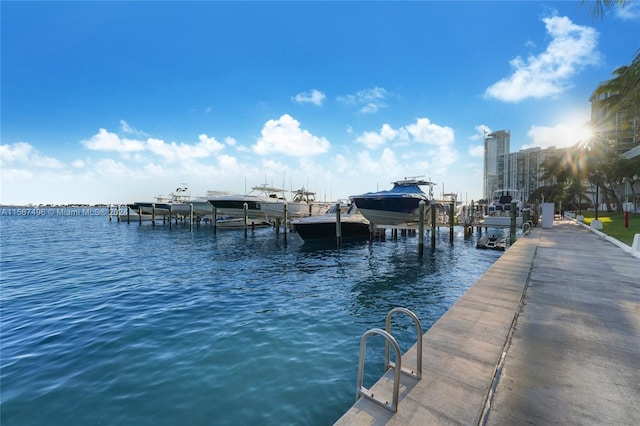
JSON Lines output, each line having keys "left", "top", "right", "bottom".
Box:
{"left": 449, "top": 201, "right": 455, "bottom": 242}
{"left": 127, "top": 206, "right": 131, "bottom": 224}
{"left": 283, "top": 203, "right": 288, "bottom": 242}
{"left": 138, "top": 206, "right": 143, "bottom": 225}
{"left": 335, "top": 202, "right": 342, "bottom": 247}
{"left": 418, "top": 200, "right": 425, "bottom": 256}
{"left": 212, "top": 205, "right": 217, "bottom": 234}
{"left": 243, "top": 203, "right": 248, "bottom": 237}
{"left": 189, "top": 203, "right": 194, "bottom": 231}
{"left": 152, "top": 203, "right": 156, "bottom": 226}
{"left": 510, "top": 201, "right": 517, "bottom": 245}
{"left": 430, "top": 200, "right": 436, "bottom": 248}
{"left": 169, "top": 205, "right": 172, "bottom": 229}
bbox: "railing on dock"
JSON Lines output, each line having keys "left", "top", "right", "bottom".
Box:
{"left": 384, "top": 307, "right": 422, "bottom": 379}
{"left": 356, "top": 307, "right": 423, "bottom": 413}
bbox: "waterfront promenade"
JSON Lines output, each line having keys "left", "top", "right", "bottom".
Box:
{"left": 335, "top": 219, "right": 640, "bottom": 425}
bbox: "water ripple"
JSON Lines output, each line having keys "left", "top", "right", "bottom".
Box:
{"left": 1, "top": 215, "right": 504, "bottom": 425}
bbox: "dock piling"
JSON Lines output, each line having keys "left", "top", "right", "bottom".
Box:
{"left": 212, "top": 205, "right": 217, "bottom": 234}
{"left": 335, "top": 202, "right": 342, "bottom": 247}
{"left": 418, "top": 201, "right": 425, "bottom": 256}
{"left": 283, "top": 203, "right": 288, "bottom": 242}
{"left": 510, "top": 201, "right": 517, "bottom": 245}
{"left": 430, "top": 200, "right": 436, "bottom": 248}
{"left": 243, "top": 203, "right": 248, "bottom": 237}
{"left": 449, "top": 201, "right": 455, "bottom": 242}
{"left": 190, "top": 203, "right": 194, "bottom": 231}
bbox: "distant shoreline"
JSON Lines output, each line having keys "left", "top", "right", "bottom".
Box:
{"left": 0, "top": 204, "right": 114, "bottom": 208}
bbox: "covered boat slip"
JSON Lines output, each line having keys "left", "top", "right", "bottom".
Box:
{"left": 347, "top": 178, "right": 461, "bottom": 231}
{"left": 334, "top": 219, "right": 639, "bottom": 425}
{"left": 289, "top": 203, "right": 371, "bottom": 242}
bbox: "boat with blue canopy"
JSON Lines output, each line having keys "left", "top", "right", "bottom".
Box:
{"left": 349, "top": 177, "right": 436, "bottom": 226}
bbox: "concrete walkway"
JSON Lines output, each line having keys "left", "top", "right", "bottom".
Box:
{"left": 334, "top": 219, "right": 640, "bottom": 425}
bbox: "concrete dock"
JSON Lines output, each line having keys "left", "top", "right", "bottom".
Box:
{"left": 334, "top": 219, "right": 640, "bottom": 425}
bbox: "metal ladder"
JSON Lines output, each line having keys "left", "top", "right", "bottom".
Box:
{"left": 356, "top": 307, "right": 423, "bottom": 413}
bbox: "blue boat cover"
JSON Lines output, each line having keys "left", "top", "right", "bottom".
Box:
{"left": 352, "top": 181, "right": 428, "bottom": 198}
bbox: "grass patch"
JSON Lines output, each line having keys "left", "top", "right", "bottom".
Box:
{"left": 577, "top": 211, "right": 640, "bottom": 246}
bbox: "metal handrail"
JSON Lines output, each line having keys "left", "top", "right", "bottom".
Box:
{"left": 356, "top": 328, "right": 402, "bottom": 413}
{"left": 385, "top": 307, "right": 422, "bottom": 379}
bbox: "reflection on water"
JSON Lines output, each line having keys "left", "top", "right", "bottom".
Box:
{"left": 1, "top": 215, "right": 504, "bottom": 425}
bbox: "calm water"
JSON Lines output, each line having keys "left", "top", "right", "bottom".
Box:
{"left": 0, "top": 209, "right": 504, "bottom": 425}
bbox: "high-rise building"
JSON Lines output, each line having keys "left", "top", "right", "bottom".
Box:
{"left": 483, "top": 130, "right": 510, "bottom": 201}
{"left": 589, "top": 81, "right": 639, "bottom": 154}
{"left": 483, "top": 130, "right": 564, "bottom": 204}
{"left": 508, "top": 147, "right": 563, "bottom": 204}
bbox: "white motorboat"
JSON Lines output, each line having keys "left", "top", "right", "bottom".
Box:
{"left": 131, "top": 186, "right": 201, "bottom": 217}
{"left": 349, "top": 178, "right": 436, "bottom": 226}
{"left": 262, "top": 187, "right": 331, "bottom": 219}
{"left": 214, "top": 216, "right": 273, "bottom": 229}
{"left": 208, "top": 184, "right": 287, "bottom": 220}
{"left": 290, "top": 202, "right": 370, "bottom": 242}
{"left": 482, "top": 189, "right": 524, "bottom": 227}
{"left": 209, "top": 185, "right": 330, "bottom": 220}
{"left": 476, "top": 234, "right": 507, "bottom": 251}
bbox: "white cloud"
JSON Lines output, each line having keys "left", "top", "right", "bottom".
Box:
{"left": 0, "top": 141, "right": 32, "bottom": 163}
{"left": 1, "top": 115, "right": 480, "bottom": 205}
{"left": 292, "top": 89, "right": 326, "bottom": 106}
{"left": 524, "top": 123, "right": 592, "bottom": 149}
{"left": 146, "top": 134, "right": 225, "bottom": 163}
{"left": 356, "top": 118, "right": 458, "bottom": 179}
{"left": 0, "top": 141, "right": 64, "bottom": 169}
{"left": 616, "top": 1, "right": 640, "bottom": 20}
{"left": 82, "top": 128, "right": 225, "bottom": 162}
{"left": 406, "top": 118, "right": 454, "bottom": 146}
{"left": 355, "top": 118, "right": 454, "bottom": 155}
{"left": 120, "top": 120, "right": 149, "bottom": 137}
{"left": 93, "top": 158, "right": 131, "bottom": 175}
{"left": 470, "top": 124, "right": 492, "bottom": 141}
{"left": 468, "top": 145, "right": 485, "bottom": 157}
{"left": 217, "top": 154, "right": 238, "bottom": 169}
{"left": 356, "top": 124, "right": 408, "bottom": 149}
{"left": 338, "top": 87, "right": 391, "bottom": 114}
{"left": 355, "top": 150, "right": 396, "bottom": 174}
{"left": 485, "top": 15, "right": 599, "bottom": 102}
{"left": 83, "top": 128, "right": 146, "bottom": 152}
{"left": 253, "top": 114, "right": 330, "bottom": 157}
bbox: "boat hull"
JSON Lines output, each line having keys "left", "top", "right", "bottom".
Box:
{"left": 480, "top": 216, "right": 523, "bottom": 227}
{"left": 260, "top": 201, "right": 331, "bottom": 219}
{"left": 291, "top": 215, "right": 371, "bottom": 241}
{"left": 349, "top": 178, "right": 434, "bottom": 226}
{"left": 208, "top": 197, "right": 269, "bottom": 220}
{"left": 215, "top": 217, "right": 273, "bottom": 229}
{"left": 351, "top": 196, "right": 431, "bottom": 226}
{"left": 476, "top": 236, "right": 507, "bottom": 251}
{"left": 134, "top": 202, "right": 188, "bottom": 216}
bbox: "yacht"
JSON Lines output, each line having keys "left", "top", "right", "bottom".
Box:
{"left": 349, "top": 178, "right": 435, "bottom": 226}
{"left": 290, "top": 202, "right": 370, "bottom": 242}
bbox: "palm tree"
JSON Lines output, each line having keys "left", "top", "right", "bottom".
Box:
{"left": 583, "top": 0, "right": 629, "bottom": 18}
{"left": 591, "top": 51, "right": 640, "bottom": 137}
{"left": 587, "top": 0, "right": 639, "bottom": 137}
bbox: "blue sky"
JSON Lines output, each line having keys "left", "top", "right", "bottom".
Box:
{"left": 1, "top": 1, "right": 639, "bottom": 205}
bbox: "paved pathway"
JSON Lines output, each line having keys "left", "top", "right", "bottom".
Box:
{"left": 485, "top": 220, "right": 640, "bottom": 425}
{"left": 334, "top": 220, "right": 640, "bottom": 425}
